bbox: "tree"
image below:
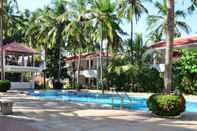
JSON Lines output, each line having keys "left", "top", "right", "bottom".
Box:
{"left": 0, "top": 0, "right": 4, "bottom": 80}
{"left": 118, "top": 0, "right": 148, "bottom": 63}
{"left": 122, "top": 33, "right": 146, "bottom": 65}
{"left": 25, "top": 1, "right": 69, "bottom": 84}
{"left": 62, "top": 0, "right": 91, "bottom": 90}
{"left": 164, "top": 0, "right": 174, "bottom": 93}
{"left": 188, "top": 0, "right": 197, "bottom": 12}
{"left": 147, "top": 0, "right": 190, "bottom": 38}
{"left": 0, "top": 0, "right": 18, "bottom": 80}
{"left": 87, "top": 0, "right": 124, "bottom": 93}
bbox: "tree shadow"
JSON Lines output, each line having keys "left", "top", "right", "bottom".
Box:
{"left": 1, "top": 95, "right": 197, "bottom": 131}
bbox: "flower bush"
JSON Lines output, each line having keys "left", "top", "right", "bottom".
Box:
{"left": 147, "top": 94, "right": 185, "bottom": 116}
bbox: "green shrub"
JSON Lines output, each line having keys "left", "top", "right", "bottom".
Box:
{"left": 0, "top": 80, "right": 11, "bottom": 92}
{"left": 173, "top": 49, "right": 197, "bottom": 94}
{"left": 104, "top": 64, "right": 163, "bottom": 92}
{"left": 134, "top": 67, "right": 163, "bottom": 93}
{"left": 147, "top": 94, "right": 185, "bottom": 117}
{"left": 63, "top": 83, "right": 73, "bottom": 90}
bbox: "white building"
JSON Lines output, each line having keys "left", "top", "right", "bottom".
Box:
{"left": 0, "top": 42, "right": 44, "bottom": 90}
{"left": 148, "top": 35, "right": 197, "bottom": 72}
{"left": 65, "top": 52, "right": 109, "bottom": 87}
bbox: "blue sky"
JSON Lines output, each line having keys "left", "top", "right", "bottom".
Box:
{"left": 17, "top": 0, "right": 197, "bottom": 40}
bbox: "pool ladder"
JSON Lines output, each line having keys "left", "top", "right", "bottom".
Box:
{"left": 111, "top": 88, "right": 132, "bottom": 109}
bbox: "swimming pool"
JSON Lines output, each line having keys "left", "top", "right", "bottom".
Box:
{"left": 28, "top": 90, "right": 197, "bottom": 112}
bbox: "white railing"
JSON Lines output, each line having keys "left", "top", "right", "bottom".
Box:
{"left": 4, "top": 65, "right": 43, "bottom": 72}
{"left": 11, "top": 82, "right": 34, "bottom": 90}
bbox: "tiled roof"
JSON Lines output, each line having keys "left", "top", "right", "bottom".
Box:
{"left": 65, "top": 52, "right": 110, "bottom": 61}
{"left": 2, "top": 42, "right": 38, "bottom": 54}
{"left": 149, "top": 35, "right": 197, "bottom": 49}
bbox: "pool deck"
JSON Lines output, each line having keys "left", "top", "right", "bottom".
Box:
{"left": 0, "top": 92, "right": 197, "bottom": 131}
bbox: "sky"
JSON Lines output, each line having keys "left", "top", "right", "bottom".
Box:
{"left": 17, "top": 0, "right": 197, "bottom": 40}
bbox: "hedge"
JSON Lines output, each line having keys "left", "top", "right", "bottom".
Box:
{"left": 0, "top": 80, "right": 11, "bottom": 92}
{"left": 147, "top": 94, "right": 185, "bottom": 117}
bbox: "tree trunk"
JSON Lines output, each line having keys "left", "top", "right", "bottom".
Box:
{"left": 164, "top": 0, "right": 174, "bottom": 93}
{"left": 0, "top": 0, "right": 4, "bottom": 80}
{"left": 100, "top": 37, "right": 104, "bottom": 94}
{"left": 73, "top": 59, "right": 76, "bottom": 89}
{"left": 130, "top": 17, "right": 134, "bottom": 64}
{"left": 57, "top": 40, "right": 61, "bottom": 83}
{"left": 106, "top": 42, "right": 109, "bottom": 66}
{"left": 76, "top": 50, "right": 81, "bottom": 91}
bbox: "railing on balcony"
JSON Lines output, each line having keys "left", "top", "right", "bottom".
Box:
{"left": 4, "top": 56, "right": 42, "bottom": 67}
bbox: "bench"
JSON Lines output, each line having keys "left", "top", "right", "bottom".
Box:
{"left": 0, "top": 100, "right": 13, "bottom": 115}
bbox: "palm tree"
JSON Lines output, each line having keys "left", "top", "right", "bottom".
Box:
{"left": 62, "top": 0, "right": 90, "bottom": 90}
{"left": 133, "top": 33, "right": 146, "bottom": 65}
{"left": 147, "top": 0, "right": 190, "bottom": 38}
{"left": 87, "top": 0, "right": 124, "bottom": 94}
{"left": 0, "top": 0, "right": 4, "bottom": 80}
{"left": 118, "top": 0, "right": 148, "bottom": 63}
{"left": 122, "top": 33, "right": 147, "bottom": 65}
{"left": 164, "top": 0, "right": 174, "bottom": 93}
{"left": 0, "top": 0, "right": 18, "bottom": 80}
{"left": 38, "top": 1, "right": 68, "bottom": 84}
{"left": 188, "top": 0, "right": 197, "bottom": 12}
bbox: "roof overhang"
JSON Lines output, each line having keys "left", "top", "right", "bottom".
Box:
{"left": 149, "top": 35, "right": 197, "bottom": 51}
{"left": 2, "top": 42, "right": 39, "bottom": 55}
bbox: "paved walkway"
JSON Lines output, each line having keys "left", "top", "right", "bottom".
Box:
{"left": 0, "top": 93, "right": 197, "bottom": 131}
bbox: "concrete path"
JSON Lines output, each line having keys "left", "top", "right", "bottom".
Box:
{"left": 0, "top": 93, "right": 197, "bottom": 131}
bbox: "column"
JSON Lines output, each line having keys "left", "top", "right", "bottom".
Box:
{"left": 32, "top": 55, "right": 35, "bottom": 67}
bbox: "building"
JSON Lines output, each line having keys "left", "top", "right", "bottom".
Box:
{"left": 65, "top": 52, "right": 109, "bottom": 87}
{"left": 0, "top": 42, "right": 44, "bottom": 90}
{"left": 148, "top": 35, "right": 197, "bottom": 72}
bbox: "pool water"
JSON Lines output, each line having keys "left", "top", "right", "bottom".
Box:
{"left": 28, "top": 90, "right": 197, "bottom": 112}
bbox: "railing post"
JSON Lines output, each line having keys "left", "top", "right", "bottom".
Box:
{"left": 120, "top": 96, "right": 124, "bottom": 110}
{"left": 32, "top": 55, "right": 35, "bottom": 67}
{"left": 112, "top": 96, "right": 114, "bottom": 109}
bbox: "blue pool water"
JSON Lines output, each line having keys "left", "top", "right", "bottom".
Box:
{"left": 28, "top": 90, "right": 197, "bottom": 112}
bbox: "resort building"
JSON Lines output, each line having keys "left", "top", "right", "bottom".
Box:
{"left": 148, "top": 35, "right": 197, "bottom": 72}
{"left": 65, "top": 52, "right": 109, "bottom": 87}
{"left": 0, "top": 42, "right": 44, "bottom": 90}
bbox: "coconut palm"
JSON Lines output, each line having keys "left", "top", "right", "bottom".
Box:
{"left": 62, "top": 0, "right": 91, "bottom": 90}
{"left": 122, "top": 33, "right": 147, "bottom": 65}
{"left": 164, "top": 0, "right": 174, "bottom": 93}
{"left": 147, "top": 0, "right": 190, "bottom": 38}
{"left": 0, "top": 0, "right": 18, "bottom": 80}
{"left": 87, "top": 0, "right": 124, "bottom": 93}
{"left": 132, "top": 33, "right": 146, "bottom": 65}
{"left": 188, "top": 0, "right": 197, "bottom": 12}
{"left": 118, "top": 0, "right": 149, "bottom": 63}
{"left": 25, "top": 1, "right": 69, "bottom": 84}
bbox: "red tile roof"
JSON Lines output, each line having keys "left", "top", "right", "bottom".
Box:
{"left": 65, "top": 52, "right": 110, "bottom": 61}
{"left": 2, "top": 42, "right": 38, "bottom": 54}
{"left": 149, "top": 35, "right": 197, "bottom": 49}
